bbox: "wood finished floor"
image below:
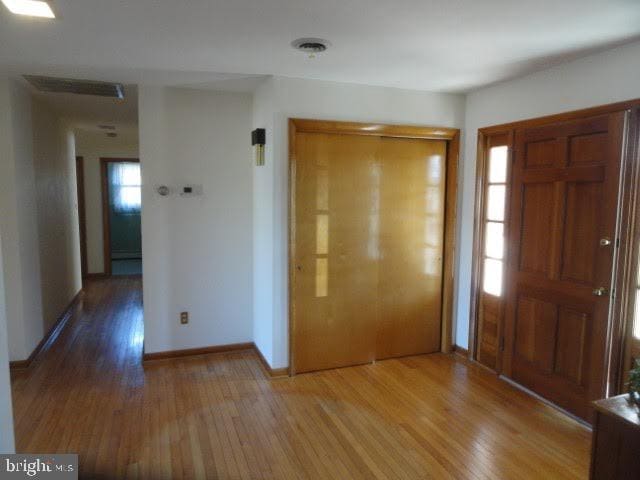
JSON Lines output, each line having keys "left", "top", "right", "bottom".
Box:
{"left": 11, "top": 278, "right": 591, "bottom": 479}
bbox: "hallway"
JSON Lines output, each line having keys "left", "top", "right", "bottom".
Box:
{"left": 11, "top": 278, "right": 591, "bottom": 479}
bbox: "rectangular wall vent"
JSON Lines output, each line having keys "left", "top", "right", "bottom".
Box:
{"left": 23, "top": 75, "right": 125, "bottom": 99}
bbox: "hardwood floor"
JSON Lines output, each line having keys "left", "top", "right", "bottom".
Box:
{"left": 11, "top": 278, "right": 591, "bottom": 479}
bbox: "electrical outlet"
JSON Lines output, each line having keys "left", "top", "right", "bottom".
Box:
{"left": 180, "top": 312, "right": 189, "bottom": 324}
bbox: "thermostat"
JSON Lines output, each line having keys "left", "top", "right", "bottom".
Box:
{"left": 179, "top": 184, "right": 203, "bottom": 197}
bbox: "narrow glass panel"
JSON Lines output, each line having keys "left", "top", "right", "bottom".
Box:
{"left": 485, "top": 222, "right": 504, "bottom": 260}
{"left": 483, "top": 258, "right": 503, "bottom": 296}
{"left": 315, "top": 258, "right": 328, "bottom": 298}
{"left": 487, "top": 185, "right": 506, "bottom": 221}
{"left": 489, "top": 146, "right": 508, "bottom": 183}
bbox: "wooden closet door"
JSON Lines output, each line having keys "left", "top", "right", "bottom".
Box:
{"left": 291, "top": 132, "right": 447, "bottom": 373}
{"left": 504, "top": 112, "right": 626, "bottom": 420}
{"left": 292, "top": 132, "right": 381, "bottom": 373}
{"left": 376, "top": 137, "right": 446, "bottom": 359}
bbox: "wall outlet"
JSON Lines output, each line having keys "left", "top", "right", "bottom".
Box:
{"left": 180, "top": 312, "right": 189, "bottom": 324}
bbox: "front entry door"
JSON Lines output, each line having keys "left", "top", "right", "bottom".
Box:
{"left": 504, "top": 112, "right": 626, "bottom": 420}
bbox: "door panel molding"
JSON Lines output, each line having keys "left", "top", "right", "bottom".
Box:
{"left": 505, "top": 111, "right": 625, "bottom": 421}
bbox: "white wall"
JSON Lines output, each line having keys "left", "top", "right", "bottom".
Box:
{"left": 32, "top": 100, "right": 82, "bottom": 333}
{"left": 0, "top": 176, "right": 15, "bottom": 454}
{"left": 139, "top": 87, "right": 254, "bottom": 354}
{"left": 0, "top": 79, "right": 82, "bottom": 362}
{"left": 75, "top": 130, "right": 139, "bottom": 274}
{"left": 0, "top": 79, "right": 44, "bottom": 361}
{"left": 253, "top": 76, "right": 466, "bottom": 368}
{"left": 456, "top": 40, "right": 640, "bottom": 348}
{"left": 252, "top": 79, "right": 277, "bottom": 364}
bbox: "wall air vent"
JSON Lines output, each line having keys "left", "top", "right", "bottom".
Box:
{"left": 23, "top": 75, "right": 125, "bottom": 99}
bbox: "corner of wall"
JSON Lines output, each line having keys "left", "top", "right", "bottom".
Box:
{"left": 0, "top": 233, "right": 16, "bottom": 453}
{"left": 1, "top": 79, "right": 44, "bottom": 360}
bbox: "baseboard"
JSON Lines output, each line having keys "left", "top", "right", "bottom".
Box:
{"left": 142, "top": 342, "right": 254, "bottom": 362}
{"left": 9, "top": 359, "right": 30, "bottom": 369}
{"left": 111, "top": 254, "right": 142, "bottom": 260}
{"left": 84, "top": 273, "right": 107, "bottom": 280}
{"left": 252, "top": 343, "right": 289, "bottom": 377}
{"left": 84, "top": 273, "right": 142, "bottom": 280}
{"left": 10, "top": 289, "right": 84, "bottom": 370}
{"left": 142, "top": 341, "right": 290, "bottom": 377}
{"left": 452, "top": 344, "right": 469, "bottom": 359}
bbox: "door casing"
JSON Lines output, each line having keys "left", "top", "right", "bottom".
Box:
{"left": 76, "top": 156, "right": 88, "bottom": 280}
{"left": 100, "top": 157, "right": 140, "bottom": 277}
{"left": 288, "top": 119, "right": 460, "bottom": 375}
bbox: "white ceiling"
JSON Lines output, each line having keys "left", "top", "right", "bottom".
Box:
{"left": 1, "top": 0, "right": 639, "bottom": 93}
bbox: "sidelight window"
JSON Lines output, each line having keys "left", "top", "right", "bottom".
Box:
{"left": 482, "top": 146, "right": 508, "bottom": 296}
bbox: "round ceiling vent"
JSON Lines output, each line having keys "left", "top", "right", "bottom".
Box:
{"left": 291, "top": 38, "right": 330, "bottom": 54}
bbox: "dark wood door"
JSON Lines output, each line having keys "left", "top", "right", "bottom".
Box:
{"left": 504, "top": 112, "right": 626, "bottom": 420}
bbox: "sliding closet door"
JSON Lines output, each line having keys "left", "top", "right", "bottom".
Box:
{"left": 292, "top": 133, "right": 380, "bottom": 373}
{"left": 376, "top": 137, "right": 446, "bottom": 359}
{"left": 291, "top": 131, "right": 447, "bottom": 373}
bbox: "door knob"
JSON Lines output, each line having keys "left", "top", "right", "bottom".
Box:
{"left": 599, "top": 238, "right": 612, "bottom": 246}
{"left": 592, "top": 287, "right": 609, "bottom": 297}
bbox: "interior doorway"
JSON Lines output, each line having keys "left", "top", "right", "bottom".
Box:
{"left": 100, "top": 158, "right": 142, "bottom": 276}
{"left": 289, "top": 119, "right": 459, "bottom": 374}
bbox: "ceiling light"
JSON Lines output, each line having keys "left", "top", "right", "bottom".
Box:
{"left": 2, "top": 0, "right": 55, "bottom": 18}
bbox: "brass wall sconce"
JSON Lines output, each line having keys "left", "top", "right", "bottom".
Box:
{"left": 252, "top": 128, "right": 266, "bottom": 166}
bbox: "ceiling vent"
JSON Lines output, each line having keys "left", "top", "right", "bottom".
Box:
{"left": 291, "top": 38, "right": 330, "bottom": 54}
{"left": 23, "top": 75, "right": 125, "bottom": 99}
